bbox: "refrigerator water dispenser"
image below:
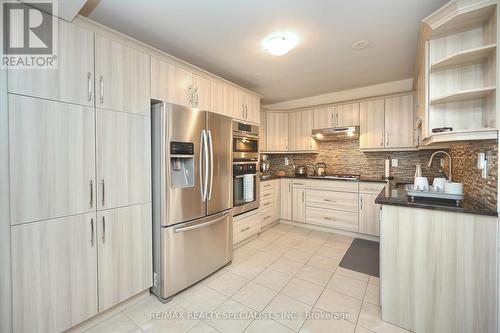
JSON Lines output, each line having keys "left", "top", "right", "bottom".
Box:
{"left": 170, "top": 142, "right": 195, "bottom": 188}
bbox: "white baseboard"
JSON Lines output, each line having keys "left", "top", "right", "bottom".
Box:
{"left": 280, "top": 220, "right": 380, "bottom": 242}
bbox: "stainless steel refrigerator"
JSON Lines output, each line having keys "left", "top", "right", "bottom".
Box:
{"left": 151, "top": 101, "right": 233, "bottom": 301}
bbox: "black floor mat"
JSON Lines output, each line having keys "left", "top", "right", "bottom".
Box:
{"left": 339, "top": 238, "right": 379, "bottom": 277}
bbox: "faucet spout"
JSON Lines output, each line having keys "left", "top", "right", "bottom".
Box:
{"left": 427, "top": 151, "right": 452, "bottom": 181}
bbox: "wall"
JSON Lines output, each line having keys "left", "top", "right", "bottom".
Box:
{"left": 265, "top": 139, "right": 498, "bottom": 211}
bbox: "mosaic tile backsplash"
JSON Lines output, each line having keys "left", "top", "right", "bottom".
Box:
{"left": 264, "top": 139, "right": 498, "bottom": 210}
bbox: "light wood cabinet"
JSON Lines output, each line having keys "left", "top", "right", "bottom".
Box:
{"left": 211, "top": 80, "right": 225, "bottom": 115}
{"left": 96, "top": 110, "right": 151, "bottom": 210}
{"left": 97, "top": 203, "right": 152, "bottom": 311}
{"left": 7, "top": 19, "right": 95, "bottom": 107}
{"left": 95, "top": 35, "right": 150, "bottom": 116}
{"left": 336, "top": 102, "right": 360, "bottom": 127}
{"left": 11, "top": 213, "right": 98, "bottom": 333}
{"left": 267, "top": 112, "right": 289, "bottom": 152}
{"left": 384, "top": 95, "right": 414, "bottom": 148}
{"left": 245, "top": 94, "right": 261, "bottom": 124}
{"left": 192, "top": 74, "right": 212, "bottom": 111}
{"left": 360, "top": 99, "right": 385, "bottom": 149}
{"left": 151, "top": 57, "right": 193, "bottom": 107}
{"left": 260, "top": 110, "right": 267, "bottom": 151}
{"left": 280, "top": 179, "right": 293, "bottom": 220}
{"left": 289, "top": 109, "right": 318, "bottom": 151}
{"left": 358, "top": 193, "right": 380, "bottom": 236}
{"left": 292, "top": 182, "right": 306, "bottom": 223}
{"left": 233, "top": 210, "right": 262, "bottom": 245}
{"left": 313, "top": 106, "right": 335, "bottom": 129}
{"left": 8, "top": 95, "right": 96, "bottom": 225}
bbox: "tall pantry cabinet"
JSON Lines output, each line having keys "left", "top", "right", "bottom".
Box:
{"left": 7, "top": 18, "right": 152, "bottom": 333}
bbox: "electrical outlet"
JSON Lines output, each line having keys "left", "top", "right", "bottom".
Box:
{"left": 284, "top": 157, "right": 289, "bottom": 166}
{"left": 391, "top": 158, "right": 398, "bottom": 167}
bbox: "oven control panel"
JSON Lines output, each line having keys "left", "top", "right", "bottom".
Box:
{"left": 233, "top": 163, "right": 257, "bottom": 176}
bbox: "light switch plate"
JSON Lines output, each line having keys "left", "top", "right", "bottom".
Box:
{"left": 391, "top": 158, "right": 398, "bottom": 167}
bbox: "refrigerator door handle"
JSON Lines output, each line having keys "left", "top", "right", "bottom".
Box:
{"left": 174, "top": 210, "right": 231, "bottom": 233}
{"left": 200, "top": 129, "right": 207, "bottom": 201}
{"left": 207, "top": 130, "right": 214, "bottom": 200}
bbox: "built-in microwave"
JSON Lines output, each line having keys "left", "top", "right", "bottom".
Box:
{"left": 233, "top": 121, "right": 259, "bottom": 160}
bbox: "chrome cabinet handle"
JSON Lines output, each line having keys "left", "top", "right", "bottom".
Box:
{"left": 90, "top": 218, "right": 94, "bottom": 247}
{"left": 262, "top": 193, "right": 272, "bottom": 197}
{"left": 302, "top": 191, "right": 305, "bottom": 202}
{"left": 331, "top": 113, "right": 334, "bottom": 127}
{"left": 89, "top": 180, "right": 93, "bottom": 207}
{"left": 263, "top": 215, "right": 271, "bottom": 220}
{"left": 87, "top": 72, "right": 92, "bottom": 102}
{"left": 386, "top": 132, "right": 390, "bottom": 147}
{"left": 101, "top": 179, "right": 105, "bottom": 207}
{"left": 323, "top": 217, "right": 335, "bottom": 221}
{"left": 380, "top": 132, "right": 384, "bottom": 147}
{"left": 264, "top": 202, "right": 271, "bottom": 206}
{"left": 360, "top": 196, "right": 363, "bottom": 210}
{"left": 241, "top": 226, "right": 250, "bottom": 232}
{"left": 188, "top": 86, "right": 193, "bottom": 106}
{"left": 99, "top": 76, "right": 104, "bottom": 104}
{"left": 335, "top": 112, "right": 339, "bottom": 126}
{"left": 102, "top": 216, "right": 106, "bottom": 243}
{"left": 195, "top": 87, "right": 199, "bottom": 107}
{"left": 323, "top": 199, "right": 336, "bottom": 202}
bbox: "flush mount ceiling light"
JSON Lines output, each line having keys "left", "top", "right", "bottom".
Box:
{"left": 262, "top": 33, "right": 299, "bottom": 56}
{"left": 352, "top": 40, "right": 369, "bottom": 50}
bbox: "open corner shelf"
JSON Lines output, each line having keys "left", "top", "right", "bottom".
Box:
{"left": 423, "top": 128, "right": 498, "bottom": 145}
{"left": 430, "top": 86, "right": 496, "bottom": 105}
{"left": 430, "top": 44, "right": 496, "bottom": 72}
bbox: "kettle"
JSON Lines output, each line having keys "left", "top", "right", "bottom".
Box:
{"left": 314, "top": 162, "right": 327, "bottom": 176}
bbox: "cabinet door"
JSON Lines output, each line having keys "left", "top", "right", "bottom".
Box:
{"left": 274, "top": 180, "right": 281, "bottom": 220}
{"left": 97, "top": 204, "right": 152, "bottom": 311}
{"left": 267, "top": 112, "right": 289, "bottom": 151}
{"left": 223, "top": 84, "right": 241, "bottom": 119}
{"left": 336, "top": 103, "right": 360, "bottom": 127}
{"left": 384, "top": 95, "right": 414, "bottom": 148}
{"left": 260, "top": 110, "right": 267, "bottom": 151}
{"left": 292, "top": 187, "right": 306, "bottom": 223}
{"left": 289, "top": 110, "right": 316, "bottom": 151}
{"left": 211, "top": 80, "right": 225, "bottom": 115}
{"left": 360, "top": 99, "right": 385, "bottom": 149}
{"left": 8, "top": 95, "right": 96, "bottom": 225}
{"left": 313, "top": 106, "right": 335, "bottom": 129}
{"left": 11, "top": 213, "right": 98, "bottom": 333}
{"left": 359, "top": 193, "right": 380, "bottom": 236}
{"left": 280, "top": 179, "right": 292, "bottom": 220}
{"left": 8, "top": 18, "right": 94, "bottom": 107}
{"left": 96, "top": 110, "right": 151, "bottom": 210}
{"left": 288, "top": 111, "right": 301, "bottom": 151}
{"left": 95, "top": 35, "right": 151, "bottom": 116}
{"left": 246, "top": 94, "right": 261, "bottom": 124}
{"left": 193, "top": 74, "right": 211, "bottom": 111}
{"left": 151, "top": 57, "right": 193, "bottom": 107}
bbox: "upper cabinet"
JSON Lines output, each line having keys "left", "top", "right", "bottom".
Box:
{"left": 360, "top": 99, "right": 385, "bottom": 149}
{"left": 312, "top": 103, "right": 359, "bottom": 129}
{"left": 289, "top": 110, "right": 318, "bottom": 152}
{"left": 95, "top": 35, "right": 151, "bottom": 116}
{"left": 360, "top": 94, "right": 415, "bottom": 150}
{"left": 211, "top": 80, "right": 225, "bottom": 115}
{"left": 266, "top": 112, "right": 289, "bottom": 152}
{"left": 417, "top": 0, "right": 498, "bottom": 145}
{"left": 150, "top": 57, "right": 211, "bottom": 111}
{"left": 8, "top": 18, "right": 95, "bottom": 107}
{"left": 260, "top": 110, "right": 267, "bottom": 151}
{"left": 224, "top": 85, "right": 260, "bottom": 123}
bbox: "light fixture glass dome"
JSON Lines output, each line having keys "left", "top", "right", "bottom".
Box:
{"left": 262, "top": 33, "right": 299, "bottom": 56}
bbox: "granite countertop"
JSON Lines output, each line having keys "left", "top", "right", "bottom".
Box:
{"left": 260, "top": 174, "right": 387, "bottom": 183}
{"left": 375, "top": 181, "right": 498, "bottom": 217}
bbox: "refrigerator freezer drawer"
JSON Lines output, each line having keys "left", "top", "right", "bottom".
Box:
{"left": 159, "top": 210, "right": 233, "bottom": 299}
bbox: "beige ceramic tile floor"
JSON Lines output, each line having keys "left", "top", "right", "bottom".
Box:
{"left": 84, "top": 223, "right": 411, "bottom": 333}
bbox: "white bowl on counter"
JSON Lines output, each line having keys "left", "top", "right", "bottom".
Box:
{"left": 444, "top": 182, "right": 464, "bottom": 195}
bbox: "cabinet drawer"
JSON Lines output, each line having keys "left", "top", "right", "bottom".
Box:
{"left": 292, "top": 180, "right": 307, "bottom": 187}
{"left": 260, "top": 181, "right": 275, "bottom": 191}
{"left": 260, "top": 196, "right": 274, "bottom": 210}
{"left": 306, "top": 189, "right": 358, "bottom": 212}
{"left": 261, "top": 208, "right": 276, "bottom": 228}
{"left": 306, "top": 180, "right": 358, "bottom": 193}
{"left": 306, "top": 207, "right": 358, "bottom": 232}
{"left": 260, "top": 188, "right": 275, "bottom": 201}
{"left": 359, "top": 182, "right": 386, "bottom": 194}
{"left": 233, "top": 212, "right": 261, "bottom": 244}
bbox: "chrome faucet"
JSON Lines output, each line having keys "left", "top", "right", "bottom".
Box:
{"left": 427, "top": 151, "right": 452, "bottom": 181}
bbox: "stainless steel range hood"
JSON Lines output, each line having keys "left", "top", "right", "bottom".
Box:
{"left": 312, "top": 126, "right": 359, "bottom": 141}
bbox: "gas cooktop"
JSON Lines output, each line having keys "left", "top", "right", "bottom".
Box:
{"left": 308, "top": 174, "right": 360, "bottom": 181}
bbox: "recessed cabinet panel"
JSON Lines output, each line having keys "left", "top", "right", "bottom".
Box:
{"left": 11, "top": 213, "right": 98, "bottom": 333}
{"left": 267, "top": 112, "right": 289, "bottom": 151}
{"left": 8, "top": 95, "right": 96, "bottom": 225}
{"left": 7, "top": 18, "right": 95, "bottom": 107}
{"left": 97, "top": 204, "right": 152, "bottom": 311}
{"left": 96, "top": 110, "right": 151, "bottom": 210}
{"left": 384, "top": 95, "right": 415, "bottom": 148}
{"left": 280, "top": 179, "right": 293, "bottom": 220}
{"left": 95, "top": 35, "right": 151, "bottom": 116}
{"left": 360, "top": 99, "right": 385, "bottom": 149}
{"left": 313, "top": 106, "right": 335, "bottom": 129}
{"left": 336, "top": 102, "right": 360, "bottom": 127}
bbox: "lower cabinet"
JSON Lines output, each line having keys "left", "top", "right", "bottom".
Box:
{"left": 359, "top": 193, "right": 381, "bottom": 236}
{"left": 306, "top": 206, "right": 358, "bottom": 232}
{"left": 233, "top": 210, "right": 261, "bottom": 245}
{"left": 11, "top": 213, "right": 99, "bottom": 333}
{"left": 11, "top": 203, "right": 153, "bottom": 332}
{"left": 260, "top": 180, "right": 281, "bottom": 228}
{"left": 280, "top": 179, "right": 293, "bottom": 220}
{"left": 292, "top": 181, "right": 306, "bottom": 223}
{"left": 97, "top": 203, "right": 153, "bottom": 311}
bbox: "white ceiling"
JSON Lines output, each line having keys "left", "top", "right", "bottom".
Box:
{"left": 86, "top": 0, "right": 449, "bottom": 104}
